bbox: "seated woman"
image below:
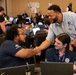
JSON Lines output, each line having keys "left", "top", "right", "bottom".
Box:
{"left": 45, "top": 33, "right": 76, "bottom": 72}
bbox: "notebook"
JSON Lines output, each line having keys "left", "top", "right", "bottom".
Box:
{"left": 0, "top": 64, "right": 35, "bottom": 75}
{"left": 32, "top": 27, "right": 40, "bottom": 35}
{"left": 40, "top": 62, "right": 73, "bottom": 75}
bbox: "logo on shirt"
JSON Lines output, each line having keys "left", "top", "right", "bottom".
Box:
{"left": 68, "top": 21, "right": 71, "bottom": 25}
{"left": 15, "top": 44, "right": 21, "bottom": 49}
{"left": 65, "top": 58, "right": 70, "bottom": 63}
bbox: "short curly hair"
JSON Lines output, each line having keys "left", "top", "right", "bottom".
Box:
{"left": 48, "top": 4, "right": 61, "bottom": 13}
{"left": 6, "top": 25, "right": 21, "bottom": 40}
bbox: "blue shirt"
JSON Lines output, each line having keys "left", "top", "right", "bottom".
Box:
{"left": 45, "top": 48, "right": 76, "bottom": 63}
{"left": 0, "top": 40, "right": 26, "bottom": 68}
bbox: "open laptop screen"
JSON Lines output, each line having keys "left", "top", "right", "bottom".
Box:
{"left": 8, "top": 17, "right": 14, "bottom": 22}
{"left": 40, "top": 62, "right": 73, "bottom": 75}
{"left": 0, "top": 64, "right": 35, "bottom": 75}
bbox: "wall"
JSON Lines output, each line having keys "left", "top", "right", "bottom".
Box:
{"left": 7, "top": 0, "right": 12, "bottom": 16}
{"left": 11, "top": 0, "right": 76, "bottom": 17}
{"left": 0, "top": 0, "right": 6, "bottom": 13}
{"left": 2, "top": 0, "right": 76, "bottom": 17}
{"left": 0, "top": 0, "right": 12, "bottom": 16}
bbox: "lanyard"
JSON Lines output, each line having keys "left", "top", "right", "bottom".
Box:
{"left": 58, "top": 53, "right": 65, "bottom": 62}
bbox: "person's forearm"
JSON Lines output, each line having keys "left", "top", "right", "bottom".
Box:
{"left": 70, "top": 38, "right": 76, "bottom": 51}
{"left": 1, "top": 26, "right": 6, "bottom": 33}
{"left": 25, "top": 49, "right": 37, "bottom": 58}
{"left": 15, "top": 48, "right": 40, "bottom": 58}
{"left": 71, "top": 38, "right": 76, "bottom": 45}
{"left": 73, "top": 64, "right": 76, "bottom": 72}
{"left": 0, "top": 22, "right": 6, "bottom": 33}
{"left": 39, "top": 40, "right": 51, "bottom": 51}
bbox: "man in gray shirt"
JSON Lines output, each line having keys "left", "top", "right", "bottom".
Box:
{"left": 35, "top": 4, "right": 76, "bottom": 51}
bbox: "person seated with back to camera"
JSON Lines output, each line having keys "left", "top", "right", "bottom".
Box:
{"left": 38, "top": 20, "right": 43, "bottom": 25}
{"left": 22, "top": 10, "right": 28, "bottom": 19}
{"left": 45, "top": 33, "right": 76, "bottom": 72}
{"left": 43, "top": 18, "right": 51, "bottom": 33}
{"left": 16, "top": 15, "right": 23, "bottom": 24}
{"left": 0, "top": 25, "right": 40, "bottom": 68}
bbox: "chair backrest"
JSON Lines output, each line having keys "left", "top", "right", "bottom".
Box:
{"left": 34, "top": 30, "right": 47, "bottom": 62}
{"left": 34, "top": 30, "right": 47, "bottom": 47}
{"left": 0, "top": 35, "right": 6, "bottom": 46}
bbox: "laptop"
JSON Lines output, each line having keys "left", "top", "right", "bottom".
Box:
{"left": 32, "top": 27, "right": 40, "bottom": 35}
{"left": 40, "top": 62, "right": 73, "bottom": 75}
{"left": 9, "top": 17, "right": 14, "bottom": 22}
{"left": 38, "top": 24, "right": 45, "bottom": 29}
{"left": 0, "top": 64, "right": 35, "bottom": 75}
{"left": 25, "top": 17, "right": 31, "bottom": 23}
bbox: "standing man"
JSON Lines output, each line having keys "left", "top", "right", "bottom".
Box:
{"left": 35, "top": 4, "right": 76, "bottom": 51}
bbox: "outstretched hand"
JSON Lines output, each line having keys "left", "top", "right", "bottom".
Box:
{"left": 34, "top": 46, "right": 41, "bottom": 56}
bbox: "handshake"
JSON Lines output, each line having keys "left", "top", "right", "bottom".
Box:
{"left": 33, "top": 46, "right": 42, "bottom": 56}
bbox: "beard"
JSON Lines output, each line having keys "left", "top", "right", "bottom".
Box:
{"left": 18, "top": 39, "right": 25, "bottom": 45}
{"left": 53, "top": 16, "right": 58, "bottom": 23}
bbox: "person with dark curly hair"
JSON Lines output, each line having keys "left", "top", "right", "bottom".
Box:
{"left": 0, "top": 25, "right": 40, "bottom": 68}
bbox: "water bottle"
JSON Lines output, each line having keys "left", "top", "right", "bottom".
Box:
{"left": 26, "top": 62, "right": 31, "bottom": 75}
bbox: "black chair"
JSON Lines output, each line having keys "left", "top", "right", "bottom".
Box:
{"left": 34, "top": 30, "right": 47, "bottom": 63}
{"left": 0, "top": 34, "right": 6, "bottom": 46}
{"left": 34, "top": 30, "right": 47, "bottom": 47}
